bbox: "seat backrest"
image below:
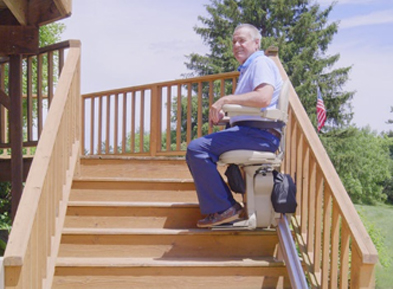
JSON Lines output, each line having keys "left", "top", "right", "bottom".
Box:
{"left": 275, "top": 79, "right": 290, "bottom": 160}
{"left": 277, "top": 79, "right": 290, "bottom": 123}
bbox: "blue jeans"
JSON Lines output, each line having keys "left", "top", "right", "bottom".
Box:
{"left": 186, "top": 125, "right": 280, "bottom": 215}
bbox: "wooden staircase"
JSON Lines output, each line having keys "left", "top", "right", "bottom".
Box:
{"left": 51, "top": 157, "right": 291, "bottom": 288}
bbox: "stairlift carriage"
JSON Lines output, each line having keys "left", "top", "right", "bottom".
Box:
{"left": 216, "top": 80, "right": 290, "bottom": 230}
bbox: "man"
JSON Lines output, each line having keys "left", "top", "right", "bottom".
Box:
{"left": 186, "top": 23, "right": 283, "bottom": 228}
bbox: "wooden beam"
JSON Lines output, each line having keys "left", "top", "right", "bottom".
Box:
{"left": 2, "top": 0, "right": 28, "bottom": 25}
{"left": 0, "top": 26, "right": 39, "bottom": 56}
{"left": 28, "top": 0, "right": 71, "bottom": 26}
{"left": 0, "top": 8, "right": 21, "bottom": 25}
{"left": 0, "top": 88, "right": 10, "bottom": 110}
{"left": 53, "top": 0, "right": 72, "bottom": 16}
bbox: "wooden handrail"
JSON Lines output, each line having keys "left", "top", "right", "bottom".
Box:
{"left": 3, "top": 43, "right": 81, "bottom": 288}
{"left": 82, "top": 71, "right": 239, "bottom": 98}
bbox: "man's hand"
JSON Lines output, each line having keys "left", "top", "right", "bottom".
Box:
{"left": 209, "top": 97, "right": 227, "bottom": 127}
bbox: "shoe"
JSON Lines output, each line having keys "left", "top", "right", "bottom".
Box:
{"left": 197, "top": 203, "right": 243, "bottom": 228}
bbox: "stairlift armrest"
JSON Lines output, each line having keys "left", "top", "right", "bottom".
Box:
{"left": 222, "top": 104, "right": 287, "bottom": 122}
{"left": 217, "top": 116, "right": 230, "bottom": 126}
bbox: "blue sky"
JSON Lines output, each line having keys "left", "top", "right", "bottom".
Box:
{"left": 60, "top": 0, "right": 393, "bottom": 132}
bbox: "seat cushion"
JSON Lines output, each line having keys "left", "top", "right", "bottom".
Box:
{"left": 219, "top": 150, "right": 281, "bottom": 166}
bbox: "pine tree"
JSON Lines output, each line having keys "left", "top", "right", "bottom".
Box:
{"left": 185, "top": 0, "right": 354, "bottom": 129}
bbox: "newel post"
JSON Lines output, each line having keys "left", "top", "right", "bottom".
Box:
{"left": 265, "top": 46, "right": 279, "bottom": 57}
{"left": 350, "top": 243, "right": 376, "bottom": 288}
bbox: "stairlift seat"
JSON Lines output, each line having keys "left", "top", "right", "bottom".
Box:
{"left": 219, "top": 149, "right": 282, "bottom": 166}
{"left": 216, "top": 80, "right": 290, "bottom": 230}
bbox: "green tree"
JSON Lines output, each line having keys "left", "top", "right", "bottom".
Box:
{"left": 321, "top": 127, "right": 393, "bottom": 204}
{"left": 185, "top": 0, "right": 354, "bottom": 130}
{"left": 382, "top": 107, "right": 393, "bottom": 203}
{"left": 387, "top": 106, "right": 393, "bottom": 125}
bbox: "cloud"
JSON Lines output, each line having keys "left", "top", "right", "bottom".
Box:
{"left": 340, "top": 10, "right": 393, "bottom": 29}
{"left": 318, "top": 0, "right": 375, "bottom": 5}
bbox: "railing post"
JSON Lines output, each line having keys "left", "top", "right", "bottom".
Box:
{"left": 9, "top": 54, "right": 24, "bottom": 221}
{"left": 150, "top": 85, "right": 161, "bottom": 156}
{"left": 350, "top": 243, "right": 376, "bottom": 289}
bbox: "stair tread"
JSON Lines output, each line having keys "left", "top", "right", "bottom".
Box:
{"left": 62, "top": 227, "right": 276, "bottom": 235}
{"left": 73, "top": 176, "right": 194, "bottom": 182}
{"left": 56, "top": 256, "right": 284, "bottom": 267}
{"left": 68, "top": 201, "right": 199, "bottom": 207}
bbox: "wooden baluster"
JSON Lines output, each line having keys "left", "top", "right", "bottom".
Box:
{"left": 27, "top": 57, "right": 33, "bottom": 142}
{"left": 301, "top": 143, "right": 310, "bottom": 237}
{"left": 114, "top": 93, "right": 119, "bottom": 154}
{"left": 37, "top": 54, "right": 43, "bottom": 137}
{"left": 98, "top": 95, "right": 103, "bottom": 155}
{"left": 307, "top": 154, "right": 316, "bottom": 259}
{"left": 186, "top": 84, "right": 192, "bottom": 144}
{"left": 122, "top": 92, "right": 127, "bottom": 154}
{"left": 208, "top": 81, "right": 214, "bottom": 135}
{"left": 176, "top": 85, "right": 182, "bottom": 151}
{"left": 105, "top": 95, "right": 110, "bottom": 154}
{"left": 340, "top": 221, "right": 350, "bottom": 289}
{"left": 197, "top": 82, "right": 202, "bottom": 138}
{"left": 89, "top": 97, "right": 95, "bottom": 155}
{"left": 48, "top": 51, "right": 54, "bottom": 106}
{"left": 321, "top": 186, "right": 332, "bottom": 288}
{"left": 330, "top": 201, "right": 340, "bottom": 289}
{"left": 140, "top": 90, "right": 145, "bottom": 153}
{"left": 313, "top": 166, "right": 323, "bottom": 281}
{"left": 166, "top": 85, "right": 172, "bottom": 151}
{"left": 131, "top": 91, "right": 136, "bottom": 153}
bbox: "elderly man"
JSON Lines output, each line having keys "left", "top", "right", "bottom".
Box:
{"left": 186, "top": 23, "right": 283, "bottom": 228}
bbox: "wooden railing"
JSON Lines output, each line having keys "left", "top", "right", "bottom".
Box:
{"left": 82, "top": 47, "right": 378, "bottom": 288}
{"left": 273, "top": 57, "right": 379, "bottom": 287}
{"left": 3, "top": 41, "right": 81, "bottom": 289}
{"left": 0, "top": 40, "right": 78, "bottom": 157}
{"left": 82, "top": 72, "right": 238, "bottom": 156}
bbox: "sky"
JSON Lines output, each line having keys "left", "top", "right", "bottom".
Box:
{"left": 59, "top": 0, "right": 393, "bottom": 132}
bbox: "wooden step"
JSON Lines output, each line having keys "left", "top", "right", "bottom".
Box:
{"left": 64, "top": 201, "right": 201, "bottom": 229}
{"left": 53, "top": 257, "right": 291, "bottom": 289}
{"left": 72, "top": 177, "right": 196, "bottom": 191}
{"left": 58, "top": 228, "right": 279, "bottom": 259}
{"left": 69, "top": 188, "right": 199, "bottom": 203}
{"left": 78, "top": 156, "right": 195, "bottom": 180}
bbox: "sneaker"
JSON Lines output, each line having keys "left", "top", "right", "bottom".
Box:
{"left": 197, "top": 203, "right": 243, "bottom": 228}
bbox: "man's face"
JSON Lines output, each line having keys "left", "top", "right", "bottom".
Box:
{"left": 232, "top": 27, "right": 259, "bottom": 64}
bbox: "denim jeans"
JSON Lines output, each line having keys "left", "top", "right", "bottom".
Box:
{"left": 186, "top": 125, "right": 280, "bottom": 215}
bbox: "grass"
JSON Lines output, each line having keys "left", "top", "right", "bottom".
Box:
{"left": 355, "top": 204, "right": 393, "bottom": 289}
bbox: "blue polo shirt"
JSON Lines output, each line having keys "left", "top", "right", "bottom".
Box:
{"left": 231, "top": 51, "right": 283, "bottom": 124}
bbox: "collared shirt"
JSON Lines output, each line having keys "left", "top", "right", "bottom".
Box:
{"left": 230, "top": 50, "right": 283, "bottom": 125}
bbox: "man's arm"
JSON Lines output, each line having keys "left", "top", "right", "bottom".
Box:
{"left": 209, "top": 83, "right": 274, "bottom": 126}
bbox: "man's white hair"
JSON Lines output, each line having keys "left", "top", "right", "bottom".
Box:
{"left": 234, "top": 24, "right": 262, "bottom": 47}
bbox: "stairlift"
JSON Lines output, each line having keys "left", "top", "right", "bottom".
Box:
{"left": 214, "top": 80, "right": 290, "bottom": 230}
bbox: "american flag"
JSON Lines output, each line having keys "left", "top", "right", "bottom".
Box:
{"left": 317, "top": 86, "right": 326, "bottom": 132}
